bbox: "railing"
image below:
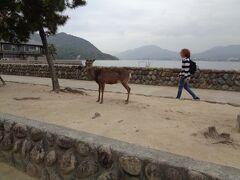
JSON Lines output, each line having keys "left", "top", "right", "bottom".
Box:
{"left": 0, "top": 59, "right": 83, "bottom": 65}
{"left": 0, "top": 50, "right": 42, "bottom": 55}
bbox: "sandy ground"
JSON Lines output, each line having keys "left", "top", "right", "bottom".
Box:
{"left": 0, "top": 163, "right": 36, "bottom": 180}
{"left": 0, "top": 82, "right": 240, "bottom": 169}
{"left": 3, "top": 75, "right": 240, "bottom": 105}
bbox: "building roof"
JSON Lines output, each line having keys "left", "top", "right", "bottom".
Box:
{"left": 25, "top": 40, "right": 43, "bottom": 46}
{"left": 0, "top": 40, "right": 43, "bottom": 46}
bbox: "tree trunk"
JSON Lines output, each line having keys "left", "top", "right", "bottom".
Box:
{"left": 39, "top": 27, "right": 60, "bottom": 92}
{"left": 0, "top": 75, "right": 6, "bottom": 85}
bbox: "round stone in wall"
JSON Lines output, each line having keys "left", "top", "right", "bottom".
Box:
{"left": 119, "top": 156, "right": 142, "bottom": 176}
{"left": 0, "top": 122, "right": 4, "bottom": 131}
{"left": 4, "top": 121, "right": 13, "bottom": 132}
{"left": 121, "top": 176, "right": 141, "bottom": 180}
{"left": 223, "top": 74, "right": 229, "bottom": 80}
{"left": 98, "top": 146, "right": 113, "bottom": 169}
{"left": 170, "top": 77, "right": 175, "bottom": 82}
{"left": 217, "top": 78, "right": 225, "bottom": 85}
{"left": 77, "top": 142, "right": 91, "bottom": 156}
{"left": 235, "top": 80, "right": 240, "bottom": 86}
{"left": 188, "top": 171, "right": 208, "bottom": 180}
{"left": 46, "top": 132, "right": 55, "bottom": 146}
{"left": 57, "top": 135, "right": 74, "bottom": 149}
{"left": 30, "top": 141, "right": 45, "bottom": 164}
{"left": 76, "top": 160, "right": 99, "bottom": 178}
{"left": 145, "top": 163, "right": 163, "bottom": 180}
{"left": 46, "top": 150, "right": 57, "bottom": 166}
{"left": 151, "top": 75, "right": 157, "bottom": 81}
{"left": 21, "top": 139, "right": 34, "bottom": 158}
{"left": 222, "top": 85, "right": 229, "bottom": 90}
{"left": 49, "top": 172, "right": 63, "bottom": 180}
{"left": 0, "top": 133, "right": 13, "bottom": 151}
{"left": 226, "top": 79, "right": 234, "bottom": 86}
{"left": 30, "top": 127, "right": 44, "bottom": 141}
{"left": 59, "top": 150, "right": 76, "bottom": 174}
{"left": 13, "top": 139, "right": 23, "bottom": 153}
{"left": 0, "top": 130, "right": 4, "bottom": 142}
{"left": 97, "top": 171, "right": 119, "bottom": 180}
{"left": 13, "top": 123, "right": 28, "bottom": 138}
{"left": 135, "top": 79, "right": 140, "bottom": 84}
{"left": 165, "top": 168, "right": 184, "bottom": 180}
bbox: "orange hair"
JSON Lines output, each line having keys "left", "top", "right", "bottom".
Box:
{"left": 180, "top": 49, "right": 191, "bottom": 58}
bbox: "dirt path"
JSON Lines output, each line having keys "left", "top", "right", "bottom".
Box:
{"left": 0, "top": 82, "right": 240, "bottom": 169}
{"left": 3, "top": 75, "right": 240, "bottom": 106}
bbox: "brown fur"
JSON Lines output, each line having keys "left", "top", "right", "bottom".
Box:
{"left": 84, "top": 59, "right": 131, "bottom": 104}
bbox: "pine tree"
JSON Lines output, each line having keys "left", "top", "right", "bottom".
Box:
{"left": 0, "top": 0, "right": 86, "bottom": 92}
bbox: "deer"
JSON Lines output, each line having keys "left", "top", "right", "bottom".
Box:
{"left": 0, "top": 75, "right": 5, "bottom": 86}
{"left": 84, "top": 59, "right": 131, "bottom": 104}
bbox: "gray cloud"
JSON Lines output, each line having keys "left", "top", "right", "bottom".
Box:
{"left": 59, "top": 0, "right": 240, "bottom": 54}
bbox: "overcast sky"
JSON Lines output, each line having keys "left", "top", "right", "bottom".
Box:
{"left": 59, "top": 0, "right": 240, "bottom": 54}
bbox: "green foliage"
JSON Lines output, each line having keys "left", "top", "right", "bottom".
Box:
{"left": 0, "top": 0, "right": 86, "bottom": 42}
{"left": 0, "top": 0, "right": 30, "bottom": 42}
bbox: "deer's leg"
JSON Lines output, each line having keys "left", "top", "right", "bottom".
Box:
{"left": 0, "top": 76, "right": 6, "bottom": 85}
{"left": 100, "top": 83, "right": 105, "bottom": 104}
{"left": 97, "top": 83, "right": 101, "bottom": 102}
{"left": 121, "top": 82, "right": 131, "bottom": 104}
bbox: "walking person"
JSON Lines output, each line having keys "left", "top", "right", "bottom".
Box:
{"left": 176, "top": 49, "right": 200, "bottom": 100}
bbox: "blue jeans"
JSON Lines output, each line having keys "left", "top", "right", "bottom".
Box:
{"left": 176, "top": 77, "right": 197, "bottom": 99}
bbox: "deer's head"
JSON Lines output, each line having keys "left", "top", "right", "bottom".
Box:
{"left": 83, "top": 59, "right": 95, "bottom": 73}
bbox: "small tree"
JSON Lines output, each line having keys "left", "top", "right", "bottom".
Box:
{"left": 0, "top": 0, "right": 86, "bottom": 92}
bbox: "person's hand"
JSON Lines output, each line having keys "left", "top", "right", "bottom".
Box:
{"left": 184, "top": 78, "right": 189, "bottom": 83}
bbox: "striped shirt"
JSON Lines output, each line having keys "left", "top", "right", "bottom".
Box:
{"left": 179, "top": 58, "right": 191, "bottom": 79}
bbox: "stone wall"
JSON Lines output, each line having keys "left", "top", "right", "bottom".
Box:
{"left": 1, "top": 113, "right": 240, "bottom": 180}
{"left": 0, "top": 63, "right": 240, "bottom": 91}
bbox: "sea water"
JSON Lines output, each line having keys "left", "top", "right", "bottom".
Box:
{"left": 92, "top": 60, "right": 240, "bottom": 71}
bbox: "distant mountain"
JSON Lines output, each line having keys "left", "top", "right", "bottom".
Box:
{"left": 116, "top": 44, "right": 240, "bottom": 61}
{"left": 116, "top": 45, "right": 178, "bottom": 60}
{"left": 194, "top": 45, "right": 240, "bottom": 61}
{"left": 31, "top": 32, "right": 118, "bottom": 60}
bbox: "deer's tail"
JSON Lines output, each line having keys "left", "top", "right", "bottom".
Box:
{"left": 128, "top": 73, "right": 132, "bottom": 82}
{"left": 129, "top": 72, "right": 132, "bottom": 79}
